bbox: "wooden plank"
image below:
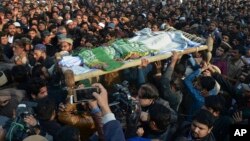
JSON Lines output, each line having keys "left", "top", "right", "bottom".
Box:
{"left": 72, "top": 45, "right": 208, "bottom": 81}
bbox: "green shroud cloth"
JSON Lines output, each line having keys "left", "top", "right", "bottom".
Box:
{"left": 78, "top": 47, "right": 123, "bottom": 71}
{"left": 112, "top": 39, "right": 150, "bottom": 60}
{"left": 92, "top": 47, "right": 123, "bottom": 71}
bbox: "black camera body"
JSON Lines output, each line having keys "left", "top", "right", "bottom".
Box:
{"left": 109, "top": 81, "right": 141, "bottom": 137}
{"left": 5, "top": 101, "right": 37, "bottom": 141}
{"left": 16, "top": 102, "right": 36, "bottom": 119}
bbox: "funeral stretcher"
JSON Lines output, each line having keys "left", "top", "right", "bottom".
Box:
{"left": 61, "top": 26, "right": 213, "bottom": 84}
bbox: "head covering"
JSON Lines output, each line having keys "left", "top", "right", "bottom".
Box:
{"left": 57, "top": 16, "right": 63, "bottom": 20}
{"left": 107, "top": 22, "right": 115, "bottom": 29}
{"left": 66, "top": 20, "right": 73, "bottom": 25}
{"left": 61, "top": 38, "right": 73, "bottom": 45}
{"left": 13, "top": 22, "right": 21, "bottom": 27}
{"left": 0, "top": 71, "right": 8, "bottom": 86}
{"left": 98, "top": 23, "right": 105, "bottom": 28}
{"left": 179, "top": 17, "right": 186, "bottom": 21}
{"left": 21, "top": 37, "right": 31, "bottom": 44}
{"left": 23, "top": 135, "right": 48, "bottom": 141}
{"left": 65, "top": 5, "right": 71, "bottom": 11}
{"left": 42, "top": 30, "right": 51, "bottom": 37}
{"left": 34, "top": 44, "right": 46, "bottom": 52}
{"left": 57, "top": 34, "right": 67, "bottom": 40}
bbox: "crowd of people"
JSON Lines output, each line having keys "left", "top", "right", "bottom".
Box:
{"left": 0, "top": 0, "right": 250, "bottom": 141}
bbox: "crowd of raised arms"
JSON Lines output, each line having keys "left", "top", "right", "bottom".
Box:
{"left": 0, "top": 0, "right": 249, "bottom": 141}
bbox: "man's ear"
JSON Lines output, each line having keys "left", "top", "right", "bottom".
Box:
{"left": 208, "top": 126, "right": 213, "bottom": 134}
{"left": 213, "top": 111, "right": 220, "bottom": 117}
{"left": 31, "top": 94, "right": 36, "bottom": 100}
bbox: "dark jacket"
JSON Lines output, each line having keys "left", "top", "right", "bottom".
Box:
{"left": 160, "top": 66, "right": 183, "bottom": 111}
{"left": 147, "top": 123, "right": 178, "bottom": 141}
{"left": 174, "top": 122, "right": 216, "bottom": 141}
{"left": 39, "top": 120, "right": 62, "bottom": 138}
{"left": 103, "top": 120, "right": 126, "bottom": 141}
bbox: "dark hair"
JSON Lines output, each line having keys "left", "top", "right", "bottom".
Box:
{"left": 55, "top": 125, "right": 80, "bottom": 141}
{"left": 11, "top": 65, "right": 29, "bottom": 83}
{"left": 31, "top": 64, "right": 48, "bottom": 78}
{"left": 0, "top": 32, "right": 7, "bottom": 38}
{"left": 13, "top": 39, "right": 25, "bottom": 49}
{"left": 7, "top": 22, "right": 15, "bottom": 28}
{"left": 28, "top": 28, "right": 38, "bottom": 33}
{"left": 200, "top": 76, "right": 216, "bottom": 91}
{"left": 148, "top": 103, "right": 171, "bottom": 131}
{"left": 35, "top": 97, "right": 56, "bottom": 120}
{"left": 139, "top": 83, "right": 159, "bottom": 99}
{"left": 28, "top": 77, "right": 47, "bottom": 96}
{"left": 219, "top": 43, "right": 230, "bottom": 52}
{"left": 174, "top": 63, "right": 186, "bottom": 76}
{"left": 205, "top": 95, "right": 225, "bottom": 113}
{"left": 192, "top": 109, "right": 215, "bottom": 128}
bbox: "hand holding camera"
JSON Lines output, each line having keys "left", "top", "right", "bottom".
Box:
{"left": 73, "top": 86, "right": 100, "bottom": 102}
{"left": 91, "top": 83, "right": 111, "bottom": 115}
{"left": 23, "top": 115, "right": 38, "bottom": 127}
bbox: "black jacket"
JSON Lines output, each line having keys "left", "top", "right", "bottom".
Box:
{"left": 174, "top": 122, "right": 216, "bottom": 141}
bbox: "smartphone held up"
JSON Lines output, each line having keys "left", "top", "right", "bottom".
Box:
{"left": 73, "top": 87, "right": 99, "bottom": 102}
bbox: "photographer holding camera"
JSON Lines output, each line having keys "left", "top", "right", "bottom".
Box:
{"left": 3, "top": 101, "right": 52, "bottom": 141}
{"left": 87, "top": 83, "right": 126, "bottom": 141}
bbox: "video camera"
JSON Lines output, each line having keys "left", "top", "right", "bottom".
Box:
{"left": 109, "top": 81, "right": 141, "bottom": 135}
{"left": 5, "top": 101, "right": 37, "bottom": 141}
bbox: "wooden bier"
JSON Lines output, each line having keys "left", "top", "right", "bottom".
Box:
{"left": 64, "top": 26, "right": 211, "bottom": 82}
{"left": 72, "top": 45, "right": 208, "bottom": 82}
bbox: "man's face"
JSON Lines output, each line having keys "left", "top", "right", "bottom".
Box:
{"left": 57, "top": 3, "right": 63, "bottom": 9}
{"left": 44, "top": 36, "right": 51, "bottom": 44}
{"left": 230, "top": 49, "right": 240, "bottom": 60}
{"left": 60, "top": 42, "right": 72, "bottom": 52}
{"left": 137, "top": 88, "right": 153, "bottom": 107}
{"left": 67, "top": 22, "right": 74, "bottom": 29}
{"left": 112, "top": 18, "right": 119, "bottom": 25}
{"left": 8, "top": 25, "right": 16, "bottom": 35}
{"left": 76, "top": 16, "right": 82, "bottom": 24}
{"left": 13, "top": 44, "right": 24, "bottom": 56}
{"left": 52, "top": 12, "right": 59, "bottom": 19}
{"left": 38, "top": 23, "right": 46, "bottom": 31}
{"left": 28, "top": 31, "right": 37, "bottom": 39}
{"left": 16, "top": 27, "right": 22, "bottom": 34}
{"left": 191, "top": 120, "right": 212, "bottom": 139}
{"left": 82, "top": 15, "right": 88, "bottom": 22}
{"left": 32, "top": 86, "right": 48, "bottom": 100}
{"left": 222, "top": 35, "right": 229, "bottom": 43}
{"left": 139, "top": 98, "right": 152, "bottom": 107}
{"left": 0, "top": 35, "right": 8, "bottom": 45}
{"left": 6, "top": 13, "right": 12, "bottom": 19}
{"left": 209, "top": 23, "right": 216, "bottom": 31}
{"left": 215, "top": 47, "right": 225, "bottom": 57}
{"left": 34, "top": 50, "right": 45, "bottom": 61}
{"left": 21, "top": 16, "right": 28, "bottom": 24}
